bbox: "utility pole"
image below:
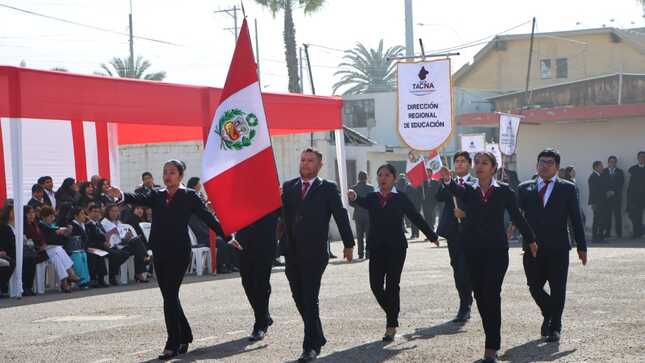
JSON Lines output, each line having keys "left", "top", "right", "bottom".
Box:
{"left": 404, "top": 0, "right": 414, "bottom": 57}
{"left": 303, "top": 43, "right": 315, "bottom": 146}
{"left": 128, "top": 0, "right": 135, "bottom": 78}
{"left": 214, "top": 5, "right": 241, "bottom": 44}
{"left": 523, "top": 17, "right": 536, "bottom": 107}
{"left": 299, "top": 46, "right": 304, "bottom": 93}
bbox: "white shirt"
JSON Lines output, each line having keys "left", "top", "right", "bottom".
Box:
{"left": 455, "top": 174, "right": 472, "bottom": 185}
{"left": 72, "top": 220, "right": 86, "bottom": 233}
{"left": 45, "top": 189, "right": 56, "bottom": 209}
{"left": 299, "top": 177, "right": 320, "bottom": 198}
{"left": 537, "top": 175, "right": 558, "bottom": 206}
{"left": 472, "top": 178, "right": 500, "bottom": 198}
{"left": 378, "top": 186, "right": 398, "bottom": 195}
{"left": 608, "top": 168, "right": 616, "bottom": 175}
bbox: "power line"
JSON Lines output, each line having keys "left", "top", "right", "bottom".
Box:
{"left": 0, "top": 3, "right": 182, "bottom": 46}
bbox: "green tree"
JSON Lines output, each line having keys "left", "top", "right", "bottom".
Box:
{"left": 332, "top": 40, "right": 404, "bottom": 95}
{"left": 95, "top": 56, "right": 166, "bottom": 80}
{"left": 255, "top": 0, "right": 325, "bottom": 93}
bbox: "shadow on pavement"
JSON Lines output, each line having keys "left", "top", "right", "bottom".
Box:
{"left": 138, "top": 337, "right": 267, "bottom": 362}
{"left": 403, "top": 321, "right": 467, "bottom": 341}
{"left": 313, "top": 340, "right": 416, "bottom": 363}
{"left": 500, "top": 339, "right": 576, "bottom": 363}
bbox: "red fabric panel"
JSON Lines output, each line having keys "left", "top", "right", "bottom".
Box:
{"left": 70, "top": 120, "right": 88, "bottom": 182}
{"left": 203, "top": 147, "right": 281, "bottom": 235}
{"left": 95, "top": 121, "right": 111, "bottom": 180}
{"left": 118, "top": 124, "right": 204, "bottom": 145}
{"left": 0, "top": 66, "right": 342, "bottom": 135}
{"left": 0, "top": 124, "right": 6, "bottom": 205}
{"left": 219, "top": 19, "right": 257, "bottom": 103}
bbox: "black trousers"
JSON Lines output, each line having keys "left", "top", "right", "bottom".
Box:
{"left": 355, "top": 217, "right": 369, "bottom": 258}
{"left": 465, "top": 248, "right": 509, "bottom": 351}
{"left": 155, "top": 253, "right": 193, "bottom": 350}
{"left": 591, "top": 204, "right": 606, "bottom": 240}
{"left": 22, "top": 255, "right": 36, "bottom": 291}
{"left": 369, "top": 247, "right": 406, "bottom": 328}
{"left": 285, "top": 257, "right": 328, "bottom": 352}
{"left": 107, "top": 248, "right": 131, "bottom": 277}
{"left": 629, "top": 205, "right": 644, "bottom": 238}
{"left": 523, "top": 249, "right": 569, "bottom": 332}
{"left": 0, "top": 257, "right": 15, "bottom": 293}
{"left": 422, "top": 203, "right": 437, "bottom": 230}
{"left": 447, "top": 238, "right": 473, "bottom": 312}
{"left": 605, "top": 197, "right": 623, "bottom": 237}
{"left": 239, "top": 241, "right": 276, "bottom": 332}
{"left": 121, "top": 238, "right": 148, "bottom": 274}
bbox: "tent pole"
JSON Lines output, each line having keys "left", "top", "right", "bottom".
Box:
{"left": 334, "top": 129, "right": 349, "bottom": 208}
{"left": 9, "top": 117, "right": 24, "bottom": 298}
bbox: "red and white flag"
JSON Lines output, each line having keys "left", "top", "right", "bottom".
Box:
{"left": 202, "top": 18, "right": 281, "bottom": 235}
{"left": 425, "top": 149, "right": 444, "bottom": 180}
{"left": 406, "top": 153, "right": 427, "bottom": 188}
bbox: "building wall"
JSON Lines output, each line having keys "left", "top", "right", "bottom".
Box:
{"left": 457, "top": 32, "right": 645, "bottom": 92}
{"left": 514, "top": 116, "right": 644, "bottom": 232}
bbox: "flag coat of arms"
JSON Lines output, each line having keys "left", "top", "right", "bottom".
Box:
{"left": 202, "top": 18, "right": 281, "bottom": 234}
{"left": 406, "top": 152, "right": 427, "bottom": 188}
{"left": 425, "top": 149, "right": 444, "bottom": 180}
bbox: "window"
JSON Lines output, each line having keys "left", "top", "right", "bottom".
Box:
{"left": 342, "top": 99, "right": 375, "bottom": 128}
{"left": 540, "top": 59, "right": 552, "bottom": 79}
{"left": 556, "top": 58, "right": 568, "bottom": 79}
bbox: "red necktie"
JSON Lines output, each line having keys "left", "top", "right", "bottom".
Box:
{"left": 478, "top": 186, "right": 495, "bottom": 203}
{"left": 377, "top": 192, "right": 392, "bottom": 208}
{"left": 458, "top": 178, "right": 465, "bottom": 186}
{"left": 301, "top": 181, "right": 310, "bottom": 199}
{"left": 538, "top": 179, "right": 552, "bottom": 205}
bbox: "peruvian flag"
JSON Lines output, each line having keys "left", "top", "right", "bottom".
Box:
{"left": 425, "top": 149, "right": 444, "bottom": 180}
{"left": 202, "top": 18, "right": 281, "bottom": 234}
{"left": 406, "top": 153, "right": 427, "bottom": 188}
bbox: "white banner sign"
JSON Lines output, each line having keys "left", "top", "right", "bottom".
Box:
{"left": 460, "top": 133, "right": 486, "bottom": 157}
{"left": 486, "top": 142, "right": 504, "bottom": 168}
{"left": 397, "top": 58, "right": 453, "bottom": 151}
{"left": 499, "top": 113, "right": 521, "bottom": 155}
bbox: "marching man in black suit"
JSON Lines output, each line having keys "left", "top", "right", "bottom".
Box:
{"left": 281, "top": 148, "right": 355, "bottom": 362}
{"left": 518, "top": 149, "right": 588, "bottom": 343}
{"left": 436, "top": 151, "right": 475, "bottom": 323}
{"left": 588, "top": 161, "right": 607, "bottom": 242}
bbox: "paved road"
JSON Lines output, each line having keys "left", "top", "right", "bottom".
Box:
{"left": 1, "top": 238, "right": 644, "bottom": 362}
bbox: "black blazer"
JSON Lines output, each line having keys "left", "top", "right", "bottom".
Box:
{"left": 281, "top": 178, "right": 354, "bottom": 262}
{"left": 86, "top": 221, "right": 109, "bottom": 250}
{"left": 0, "top": 224, "right": 16, "bottom": 260}
{"left": 38, "top": 221, "right": 66, "bottom": 246}
{"left": 601, "top": 168, "right": 625, "bottom": 197}
{"left": 353, "top": 191, "right": 437, "bottom": 252}
{"left": 627, "top": 165, "right": 645, "bottom": 209}
{"left": 236, "top": 210, "right": 279, "bottom": 257}
{"left": 518, "top": 178, "right": 587, "bottom": 252}
{"left": 435, "top": 176, "right": 477, "bottom": 240}
{"left": 70, "top": 222, "right": 90, "bottom": 251}
{"left": 444, "top": 180, "right": 535, "bottom": 250}
{"left": 123, "top": 187, "right": 228, "bottom": 259}
{"left": 587, "top": 172, "right": 607, "bottom": 206}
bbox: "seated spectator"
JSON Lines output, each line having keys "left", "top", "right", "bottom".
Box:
{"left": 125, "top": 204, "right": 149, "bottom": 247}
{"left": 0, "top": 201, "right": 37, "bottom": 296}
{"left": 78, "top": 182, "right": 98, "bottom": 208}
{"left": 55, "top": 177, "right": 80, "bottom": 206}
{"left": 68, "top": 206, "right": 92, "bottom": 289}
{"left": 86, "top": 205, "right": 130, "bottom": 286}
{"left": 134, "top": 171, "right": 160, "bottom": 195}
{"left": 37, "top": 206, "right": 81, "bottom": 293}
{"left": 28, "top": 184, "right": 46, "bottom": 211}
{"left": 101, "top": 204, "right": 149, "bottom": 282}
{"left": 96, "top": 179, "right": 118, "bottom": 206}
{"left": 25, "top": 205, "right": 79, "bottom": 293}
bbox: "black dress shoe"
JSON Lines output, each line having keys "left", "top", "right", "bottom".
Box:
{"left": 249, "top": 329, "right": 265, "bottom": 341}
{"left": 178, "top": 343, "right": 189, "bottom": 354}
{"left": 158, "top": 349, "right": 178, "bottom": 360}
{"left": 109, "top": 277, "right": 119, "bottom": 286}
{"left": 482, "top": 357, "right": 498, "bottom": 363}
{"left": 298, "top": 349, "right": 318, "bottom": 362}
{"left": 541, "top": 317, "right": 551, "bottom": 337}
{"left": 22, "top": 289, "right": 36, "bottom": 297}
{"left": 546, "top": 330, "right": 561, "bottom": 342}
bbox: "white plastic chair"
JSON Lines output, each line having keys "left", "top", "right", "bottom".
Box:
{"left": 35, "top": 261, "right": 58, "bottom": 294}
{"left": 188, "top": 227, "right": 212, "bottom": 276}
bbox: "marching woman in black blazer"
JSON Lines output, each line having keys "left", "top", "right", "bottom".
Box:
{"left": 439, "top": 152, "right": 536, "bottom": 363}
{"left": 112, "top": 160, "right": 231, "bottom": 360}
{"left": 349, "top": 164, "right": 439, "bottom": 341}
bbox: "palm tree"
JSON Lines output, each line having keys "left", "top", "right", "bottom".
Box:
{"left": 255, "top": 0, "right": 325, "bottom": 93}
{"left": 95, "top": 56, "right": 166, "bottom": 81}
{"left": 332, "top": 40, "right": 404, "bottom": 95}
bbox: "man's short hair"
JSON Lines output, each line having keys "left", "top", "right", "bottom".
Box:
{"left": 592, "top": 160, "right": 603, "bottom": 169}
{"left": 31, "top": 184, "right": 43, "bottom": 194}
{"left": 453, "top": 151, "right": 472, "bottom": 164}
{"left": 537, "top": 148, "right": 561, "bottom": 166}
{"left": 37, "top": 176, "right": 52, "bottom": 185}
{"left": 638, "top": 151, "right": 645, "bottom": 158}
{"left": 358, "top": 171, "right": 368, "bottom": 180}
{"left": 141, "top": 171, "right": 152, "bottom": 180}
{"left": 608, "top": 155, "right": 618, "bottom": 162}
{"left": 302, "top": 148, "right": 323, "bottom": 161}
{"left": 39, "top": 206, "right": 56, "bottom": 219}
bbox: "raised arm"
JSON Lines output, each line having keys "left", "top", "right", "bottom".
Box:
{"left": 401, "top": 194, "right": 439, "bottom": 244}
{"left": 188, "top": 191, "right": 231, "bottom": 241}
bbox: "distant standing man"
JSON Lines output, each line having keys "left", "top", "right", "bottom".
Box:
{"left": 601, "top": 156, "right": 625, "bottom": 238}
{"left": 281, "top": 148, "right": 355, "bottom": 362}
{"left": 588, "top": 161, "right": 607, "bottom": 242}
{"left": 518, "top": 149, "right": 587, "bottom": 343}
{"left": 627, "top": 151, "right": 645, "bottom": 239}
{"left": 350, "top": 171, "right": 374, "bottom": 259}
